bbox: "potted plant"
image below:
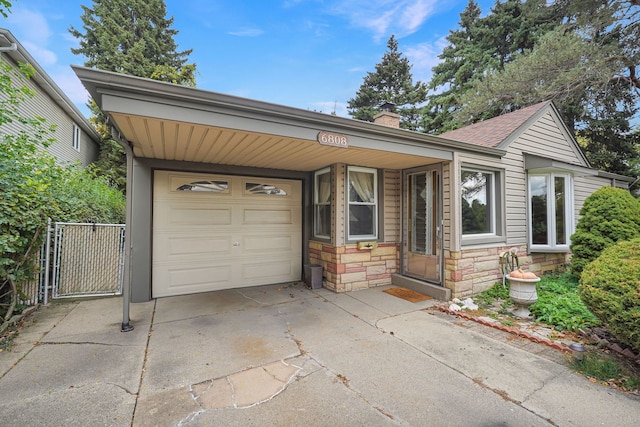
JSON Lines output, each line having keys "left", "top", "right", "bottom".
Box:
{"left": 506, "top": 268, "right": 540, "bottom": 318}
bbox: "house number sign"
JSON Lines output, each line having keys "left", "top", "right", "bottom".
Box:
{"left": 317, "top": 131, "right": 349, "bottom": 148}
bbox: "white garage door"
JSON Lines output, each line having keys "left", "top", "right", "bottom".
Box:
{"left": 153, "top": 171, "right": 302, "bottom": 297}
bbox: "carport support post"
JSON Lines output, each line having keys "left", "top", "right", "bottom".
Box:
{"left": 116, "top": 130, "right": 134, "bottom": 332}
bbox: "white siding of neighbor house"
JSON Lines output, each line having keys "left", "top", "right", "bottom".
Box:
{"left": 452, "top": 109, "right": 615, "bottom": 252}
{"left": 1, "top": 54, "right": 98, "bottom": 167}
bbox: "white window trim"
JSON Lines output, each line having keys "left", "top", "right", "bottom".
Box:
{"left": 72, "top": 124, "right": 81, "bottom": 152}
{"left": 314, "top": 167, "right": 331, "bottom": 240}
{"left": 528, "top": 172, "right": 574, "bottom": 252}
{"left": 347, "top": 166, "right": 378, "bottom": 241}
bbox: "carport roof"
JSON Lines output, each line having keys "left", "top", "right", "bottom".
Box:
{"left": 73, "top": 66, "right": 505, "bottom": 171}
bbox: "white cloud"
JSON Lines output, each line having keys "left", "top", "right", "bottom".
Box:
{"left": 53, "top": 69, "right": 91, "bottom": 107}
{"left": 6, "top": 8, "right": 51, "bottom": 44}
{"left": 22, "top": 41, "right": 58, "bottom": 67}
{"left": 228, "top": 28, "right": 265, "bottom": 37}
{"left": 5, "top": 8, "right": 60, "bottom": 66}
{"left": 404, "top": 37, "right": 447, "bottom": 82}
{"left": 329, "top": 0, "right": 438, "bottom": 40}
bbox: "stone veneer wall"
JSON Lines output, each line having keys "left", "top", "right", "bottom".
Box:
{"left": 444, "top": 244, "right": 570, "bottom": 298}
{"left": 308, "top": 241, "right": 399, "bottom": 292}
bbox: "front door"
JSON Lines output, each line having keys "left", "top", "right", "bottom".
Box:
{"left": 403, "top": 166, "right": 442, "bottom": 284}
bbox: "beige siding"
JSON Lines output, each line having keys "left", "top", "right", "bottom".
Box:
{"left": 574, "top": 175, "right": 612, "bottom": 219}
{"left": 382, "top": 169, "right": 401, "bottom": 243}
{"left": 442, "top": 161, "right": 452, "bottom": 251}
{"left": 497, "top": 111, "right": 590, "bottom": 247}
{"left": 452, "top": 110, "right": 617, "bottom": 254}
{"left": 511, "top": 111, "right": 587, "bottom": 165}
{"left": 1, "top": 54, "right": 98, "bottom": 166}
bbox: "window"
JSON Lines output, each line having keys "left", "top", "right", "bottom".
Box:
{"left": 314, "top": 168, "right": 331, "bottom": 239}
{"left": 177, "top": 180, "right": 229, "bottom": 193}
{"left": 528, "top": 173, "right": 573, "bottom": 251}
{"left": 460, "top": 166, "right": 504, "bottom": 245}
{"left": 245, "top": 183, "right": 287, "bottom": 195}
{"left": 461, "top": 169, "right": 495, "bottom": 235}
{"left": 72, "top": 124, "right": 81, "bottom": 151}
{"left": 347, "top": 166, "right": 377, "bottom": 240}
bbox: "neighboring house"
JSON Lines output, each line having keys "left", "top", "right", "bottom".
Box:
{"left": 0, "top": 29, "right": 99, "bottom": 166}
{"left": 73, "top": 66, "right": 635, "bottom": 303}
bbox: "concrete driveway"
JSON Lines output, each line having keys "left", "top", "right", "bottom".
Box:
{"left": 1, "top": 282, "right": 638, "bottom": 426}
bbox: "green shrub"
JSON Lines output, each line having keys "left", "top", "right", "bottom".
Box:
{"left": 1, "top": 60, "right": 125, "bottom": 324}
{"left": 579, "top": 237, "right": 640, "bottom": 352}
{"left": 530, "top": 273, "right": 600, "bottom": 331}
{"left": 570, "top": 187, "right": 640, "bottom": 275}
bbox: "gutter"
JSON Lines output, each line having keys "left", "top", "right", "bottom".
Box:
{"left": 0, "top": 28, "right": 100, "bottom": 144}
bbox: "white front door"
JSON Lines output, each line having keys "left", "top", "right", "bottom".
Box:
{"left": 153, "top": 171, "right": 302, "bottom": 297}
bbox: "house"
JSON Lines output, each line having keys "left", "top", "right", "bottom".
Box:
{"left": 0, "top": 29, "right": 99, "bottom": 166}
{"left": 72, "top": 66, "right": 634, "bottom": 303}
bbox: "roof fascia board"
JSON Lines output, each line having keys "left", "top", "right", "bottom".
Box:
{"left": 0, "top": 29, "right": 100, "bottom": 143}
{"left": 497, "top": 102, "right": 591, "bottom": 167}
{"left": 596, "top": 170, "right": 636, "bottom": 182}
{"left": 546, "top": 102, "right": 591, "bottom": 167}
{"left": 524, "top": 153, "right": 595, "bottom": 176}
{"left": 74, "top": 65, "right": 505, "bottom": 159}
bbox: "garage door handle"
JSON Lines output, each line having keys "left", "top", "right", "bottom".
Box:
{"left": 233, "top": 242, "right": 240, "bottom": 246}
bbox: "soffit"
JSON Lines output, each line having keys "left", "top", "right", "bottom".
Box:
{"left": 110, "top": 112, "right": 442, "bottom": 171}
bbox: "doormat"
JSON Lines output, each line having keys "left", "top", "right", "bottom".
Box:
{"left": 383, "top": 287, "right": 432, "bottom": 303}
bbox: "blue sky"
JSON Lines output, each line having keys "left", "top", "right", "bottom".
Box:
{"left": 4, "top": 0, "right": 495, "bottom": 118}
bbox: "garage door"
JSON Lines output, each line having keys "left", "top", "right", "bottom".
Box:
{"left": 153, "top": 171, "right": 302, "bottom": 297}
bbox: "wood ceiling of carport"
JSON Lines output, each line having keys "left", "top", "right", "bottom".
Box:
{"left": 110, "top": 112, "right": 443, "bottom": 172}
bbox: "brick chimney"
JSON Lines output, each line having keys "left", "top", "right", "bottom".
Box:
{"left": 373, "top": 102, "right": 400, "bottom": 128}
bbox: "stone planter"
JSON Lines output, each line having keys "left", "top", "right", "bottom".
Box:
{"left": 507, "top": 275, "right": 541, "bottom": 319}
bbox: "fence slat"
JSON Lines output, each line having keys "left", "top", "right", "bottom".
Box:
{"left": 52, "top": 223, "right": 125, "bottom": 299}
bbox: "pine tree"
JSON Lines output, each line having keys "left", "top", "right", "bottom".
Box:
{"left": 448, "top": 0, "right": 639, "bottom": 178}
{"left": 421, "top": 0, "right": 482, "bottom": 134}
{"left": 69, "top": 0, "right": 197, "bottom": 191}
{"left": 69, "top": 0, "right": 196, "bottom": 86}
{"left": 423, "top": 0, "right": 558, "bottom": 133}
{"left": 347, "top": 35, "right": 427, "bottom": 131}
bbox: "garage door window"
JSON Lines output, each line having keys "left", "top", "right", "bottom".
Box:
{"left": 177, "top": 180, "right": 229, "bottom": 192}
{"left": 246, "top": 182, "right": 287, "bottom": 195}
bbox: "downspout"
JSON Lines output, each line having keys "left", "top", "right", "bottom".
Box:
{"left": 0, "top": 43, "right": 18, "bottom": 52}
{"left": 111, "top": 127, "right": 135, "bottom": 332}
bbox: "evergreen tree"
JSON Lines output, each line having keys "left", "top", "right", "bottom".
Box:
{"left": 69, "top": 0, "right": 196, "bottom": 86}
{"left": 421, "top": 0, "right": 482, "bottom": 133}
{"left": 69, "top": 0, "right": 197, "bottom": 191}
{"left": 423, "top": 0, "right": 558, "bottom": 133}
{"left": 348, "top": 35, "right": 427, "bottom": 131}
{"left": 425, "top": 0, "right": 639, "bottom": 178}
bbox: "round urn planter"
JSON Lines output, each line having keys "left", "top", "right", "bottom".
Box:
{"left": 507, "top": 275, "right": 541, "bottom": 319}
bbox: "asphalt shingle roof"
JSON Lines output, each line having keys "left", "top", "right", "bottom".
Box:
{"left": 439, "top": 101, "right": 551, "bottom": 148}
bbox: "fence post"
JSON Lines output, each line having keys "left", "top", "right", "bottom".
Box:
{"left": 43, "top": 218, "right": 52, "bottom": 305}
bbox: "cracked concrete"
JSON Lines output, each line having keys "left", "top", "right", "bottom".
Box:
{"left": 1, "top": 283, "right": 639, "bottom": 427}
